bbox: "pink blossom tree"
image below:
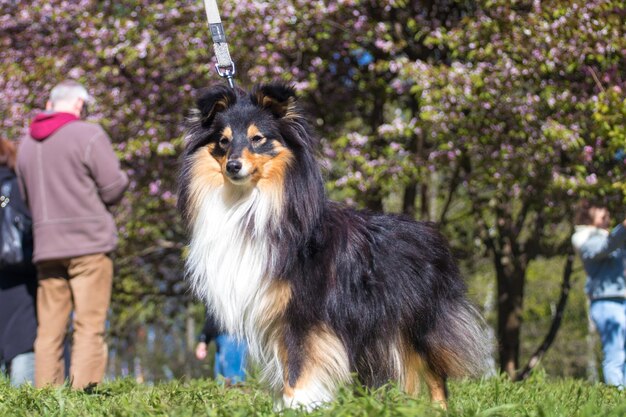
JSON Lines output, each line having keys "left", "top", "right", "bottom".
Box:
{"left": 2, "top": 0, "right": 625, "bottom": 377}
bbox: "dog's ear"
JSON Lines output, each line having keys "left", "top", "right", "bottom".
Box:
{"left": 251, "top": 83, "right": 299, "bottom": 119}
{"left": 196, "top": 84, "right": 237, "bottom": 128}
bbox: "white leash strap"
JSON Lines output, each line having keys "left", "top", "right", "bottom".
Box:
{"left": 203, "top": 0, "right": 236, "bottom": 88}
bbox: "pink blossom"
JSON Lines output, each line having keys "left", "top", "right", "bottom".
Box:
{"left": 149, "top": 181, "right": 160, "bottom": 195}
{"left": 585, "top": 174, "right": 598, "bottom": 185}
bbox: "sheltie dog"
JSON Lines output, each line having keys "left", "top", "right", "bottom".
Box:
{"left": 178, "top": 83, "right": 489, "bottom": 410}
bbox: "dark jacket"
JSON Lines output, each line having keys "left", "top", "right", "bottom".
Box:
{"left": 0, "top": 165, "right": 37, "bottom": 363}
{"left": 16, "top": 113, "right": 129, "bottom": 262}
{"left": 198, "top": 312, "right": 220, "bottom": 344}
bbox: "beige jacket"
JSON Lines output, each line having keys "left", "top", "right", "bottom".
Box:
{"left": 16, "top": 118, "right": 128, "bottom": 262}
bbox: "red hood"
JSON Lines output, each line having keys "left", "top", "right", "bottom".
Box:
{"left": 29, "top": 112, "right": 79, "bottom": 140}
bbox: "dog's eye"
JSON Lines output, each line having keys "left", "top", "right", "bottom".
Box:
{"left": 219, "top": 137, "right": 230, "bottom": 147}
{"left": 250, "top": 135, "right": 264, "bottom": 144}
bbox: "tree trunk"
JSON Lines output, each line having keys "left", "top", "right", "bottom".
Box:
{"left": 364, "top": 189, "right": 384, "bottom": 212}
{"left": 514, "top": 251, "right": 574, "bottom": 381}
{"left": 403, "top": 95, "right": 422, "bottom": 220}
{"left": 402, "top": 181, "right": 418, "bottom": 218}
{"left": 185, "top": 303, "right": 197, "bottom": 377}
{"left": 420, "top": 183, "right": 430, "bottom": 221}
{"left": 364, "top": 86, "right": 386, "bottom": 213}
{"left": 496, "top": 258, "right": 526, "bottom": 377}
{"left": 186, "top": 303, "right": 196, "bottom": 353}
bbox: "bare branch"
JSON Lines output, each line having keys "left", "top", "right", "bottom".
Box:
{"left": 439, "top": 157, "right": 463, "bottom": 226}
{"left": 514, "top": 247, "right": 575, "bottom": 381}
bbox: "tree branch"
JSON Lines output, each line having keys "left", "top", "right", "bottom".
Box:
{"left": 513, "top": 199, "right": 532, "bottom": 237}
{"left": 439, "top": 154, "right": 463, "bottom": 226}
{"left": 116, "top": 239, "right": 184, "bottom": 266}
{"left": 514, "top": 247, "right": 575, "bottom": 381}
{"left": 523, "top": 207, "right": 545, "bottom": 260}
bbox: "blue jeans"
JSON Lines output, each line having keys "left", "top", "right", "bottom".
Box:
{"left": 590, "top": 299, "right": 626, "bottom": 386}
{"left": 9, "top": 351, "right": 35, "bottom": 387}
{"left": 214, "top": 334, "right": 247, "bottom": 383}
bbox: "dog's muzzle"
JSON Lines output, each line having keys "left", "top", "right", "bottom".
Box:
{"left": 226, "top": 160, "right": 242, "bottom": 175}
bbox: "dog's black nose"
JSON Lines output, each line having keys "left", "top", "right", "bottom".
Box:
{"left": 226, "top": 160, "right": 242, "bottom": 174}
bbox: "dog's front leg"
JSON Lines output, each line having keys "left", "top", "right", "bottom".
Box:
{"left": 280, "top": 376, "right": 332, "bottom": 411}
{"left": 276, "top": 326, "right": 351, "bottom": 411}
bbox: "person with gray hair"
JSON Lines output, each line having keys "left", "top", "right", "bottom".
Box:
{"left": 16, "top": 79, "right": 128, "bottom": 388}
{"left": 47, "top": 80, "right": 93, "bottom": 112}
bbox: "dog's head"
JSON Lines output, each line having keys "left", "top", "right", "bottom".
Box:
{"left": 187, "top": 83, "right": 307, "bottom": 186}
{"left": 179, "top": 83, "right": 320, "bottom": 222}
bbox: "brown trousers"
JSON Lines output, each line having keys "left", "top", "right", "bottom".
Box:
{"left": 34, "top": 253, "right": 113, "bottom": 388}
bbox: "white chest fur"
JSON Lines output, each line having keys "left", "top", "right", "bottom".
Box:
{"left": 186, "top": 185, "right": 276, "bottom": 337}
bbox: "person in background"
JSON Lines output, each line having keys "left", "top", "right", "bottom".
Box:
{"left": 572, "top": 201, "right": 626, "bottom": 387}
{"left": 195, "top": 311, "right": 247, "bottom": 384}
{"left": 0, "top": 138, "right": 37, "bottom": 386}
{"left": 16, "top": 80, "right": 129, "bottom": 388}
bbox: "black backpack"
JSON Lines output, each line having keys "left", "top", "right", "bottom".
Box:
{"left": 0, "top": 178, "right": 32, "bottom": 266}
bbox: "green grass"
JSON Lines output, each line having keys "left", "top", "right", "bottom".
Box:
{"left": 1, "top": 373, "right": 624, "bottom": 417}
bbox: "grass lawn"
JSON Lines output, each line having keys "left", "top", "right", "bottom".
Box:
{"left": 1, "top": 372, "right": 625, "bottom": 416}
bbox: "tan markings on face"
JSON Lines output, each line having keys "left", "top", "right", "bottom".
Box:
{"left": 254, "top": 144, "right": 294, "bottom": 216}
{"left": 219, "top": 154, "right": 232, "bottom": 178}
{"left": 215, "top": 127, "right": 234, "bottom": 178}
{"left": 188, "top": 145, "right": 223, "bottom": 222}
{"left": 222, "top": 126, "right": 233, "bottom": 140}
{"left": 247, "top": 124, "right": 267, "bottom": 147}
{"left": 247, "top": 124, "right": 264, "bottom": 141}
{"left": 259, "top": 144, "right": 294, "bottom": 182}
{"left": 241, "top": 148, "right": 271, "bottom": 183}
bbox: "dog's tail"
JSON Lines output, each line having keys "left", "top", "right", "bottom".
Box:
{"left": 424, "top": 298, "right": 493, "bottom": 378}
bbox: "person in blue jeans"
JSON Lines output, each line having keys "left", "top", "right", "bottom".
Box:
{"left": 572, "top": 201, "right": 626, "bottom": 387}
{"left": 195, "top": 311, "right": 246, "bottom": 384}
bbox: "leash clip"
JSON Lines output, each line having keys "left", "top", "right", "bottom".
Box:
{"left": 215, "top": 62, "right": 236, "bottom": 89}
